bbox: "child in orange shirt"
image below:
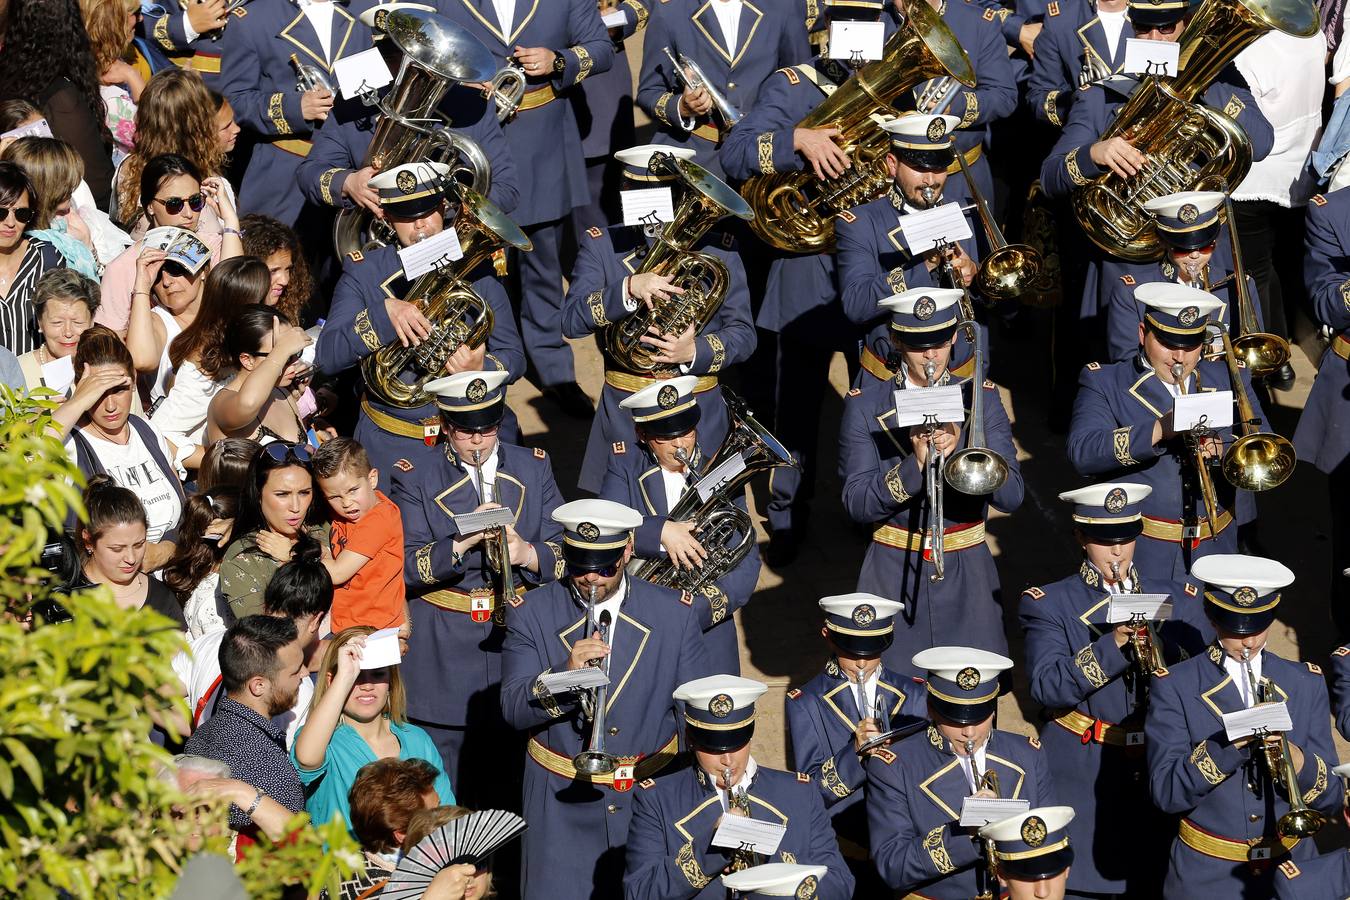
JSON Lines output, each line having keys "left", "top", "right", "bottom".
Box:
{"left": 311, "top": 438, "right": 407, "bottom": 634}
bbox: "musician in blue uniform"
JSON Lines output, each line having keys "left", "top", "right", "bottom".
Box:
{"left": 635, "top": 0, "right": 808, "bottom": 179}
{"left": 624, "top": 675, "right": 855, "bottom": 900}
{"left": 314, "top": 162, "right": 527, "bottom": 488}
{"left": 1296, "top": 187, "right": 1350, "bottom": 638}
{"left": 561, "top": 144, "right": 754, "bottom": 494}
{"left": 598, "top": 376, "right": 760, "bottom": 676}
{"left": 838, "top": 289, "right": 1023, "bottom": 679}
{"left": 1028, "top": 0, "right": 1128, "bottom": 128}
{"left": 719, "top": 863, "right": 832, "bottom": 899}
{"left": 437, "top": 0, "right": 614, "bottom": 415}
{"left": 1333, "top": 642, "right": 1350, "bottom": 742}
{"left": 389, "top": 369, "right": 565, "bottom": 804}
{"left": 217, "top": 0, "right": 379, "bottom": 224}
{"left": 784, "top": 593, "right": 926, "bottom": 893}
{"left": 1144, "top": 555, "right": 1341, "bottom": 897}
{"left": 1273, "top": 763, "right": 1350, "bottom": 899}
{"left": 140, "top": 0, "right": 230, "bottom": 77}
{"left": 1018, "top": 481, "right": 1212, "bottom": 897}
{"left": 978, "top": 806, "right": 1076, "bottom": 900}
{"left": 1066, "top": 285, "right": 1269, "bottom": 580}
{"left": 867, "top": 647, "right": 1055, "bottom": 899}
{"left": 500, "top": 498, "right": 713, "bottom": 900}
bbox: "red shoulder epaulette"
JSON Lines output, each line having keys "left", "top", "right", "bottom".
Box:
{"left": 1311, "top": 195, "right": 1328, "bottom": 207}
{"left": 612, "top": 441, "right": 626, "bottom": 454}
{"left": 787, "top": 688, "right": 802, "bottom": 699}
{"left": 1024, "top": 586, "right": 1045, "bottom": 600}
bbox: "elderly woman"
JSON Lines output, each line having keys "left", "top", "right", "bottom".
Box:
{"left": 0, "top": 162, "right": 63, "bottom": 355}
{"left": 16, "top": 267, "right": 98, "bottom": 392}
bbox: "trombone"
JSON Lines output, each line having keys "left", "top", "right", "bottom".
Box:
{"left": 471, "top": 449, "right": 514, "bottom": 608}
{"left": 952, "top": 147, "right": 1043, "bottom": 302}
{"left": 944, "top": 320, "right": 1009, "bottom": 498}
{"left": 574, "top": 587, "right": 618, "bottom": 775}
{"left": 1216, "top": 330, "right": 1296, "bottom": 492}
{"left": 1172, "top": 360, "right": 1223, "bottom": 530}
{"left": 922, "top": 359, "right": 946, "bottom": 583}
{"left": 1220, "top": 186, "right": 1291, "bottom": 379}
{"left": 1241, "top": 648, "right": 1326, "bottom": 838}
{"left": 662, "top": 47, "right": 743, "bottom": 130}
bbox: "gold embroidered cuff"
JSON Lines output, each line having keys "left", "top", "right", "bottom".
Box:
{"left": 154, "top": 15, "right": 173, "bottom": 50}
{"left": 820, "top": 757, "right": 851, "bottom": 798}
{"left": 1066, "top": 147, "right": 1089, "bottom": 186}
{"left": 885, "top": 463, "right": 910, "bottom": 504}
{"left": 705, "top": 333, "right": 726, "bottom": 373}
{"left": 757, "top": 132, "right": 775, "bottom": 174}
{"left": 1075, "top": 644, "right": 1109, "bottom": 689}
{"left": 415, "top": 543, "right": 437, "bottom": 585}
{"left": 319, "top": 168, "right": 342, "bottom": 207}
{"left": 546, "top": 541, "right": 565, "bottom": 580}
{"left": 960, "top": 92, "right": 979, "bottom": 127}
{"left": 1190, "top": 740, "right": 1227, "bottom": 786}
{"left": 1303, "top": 755, "right": 1328, "bottom": 806}
{"left": 1112, "top": 426, "right": 1135, "bottom": 466}
{"left": 623, "top": 0, "right": 648, "bottom": 29}
{"left": 1341, "top": 280, "right": 1350, "bottom": 313}
{"left": 587, "top": 290, "right": 608, "bottom": 326}
{"left": 1044, "top": 90, "right": 1062, "bottom": 127}
{"left": 924, "top": 824, "right": 955, "bottom": 874}
{"left": 1222, "top": 95, "right": 1245, "bottom": 118}
{"left": 268, "top": 93, "right": 292, "bottom": 136}
{"left": 571, "top": 46, "right": 593, "bottom": 84}
{"left": 532, "top": 668, "right": 564, "bottom": 719}
{"left": 354, "top": 308, "right": 381, "bottom": 353}
{"left": 654, "top": 92, "right": 674, "bottom": 128}
{"left": 700, "top": 583, "right": 728, "bottom": 625}
{"left": 677, "top": 841, "right": 713, "bottom": 888}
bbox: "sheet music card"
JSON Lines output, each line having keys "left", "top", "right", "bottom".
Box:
{"left": 1123, "top": 38, "right": 1180, "bottom": 77}
{"left": 828, "top": 21, "right": 885, "bottom": 61}
{"left": 601, "top": 9, "right": 627, "bottom": 26}
{"left": 695, "top": 452, "right": 747, "bottom": 503}
{"left": 538, "top": 667, "right": 610, "bottom": 694}
{"left": 453, "top": 507, "right": 516, "bottom": 536}
{"left": 894, "top": 385, "right": 966, "bottom": 428}
{"left": 1223, "top": 702, "right": 1292, "bottom": 742}
{"left": 897, "top": 202, "right": 974, "bottom": 255}
{"left": 399, "top": 227, "right": 463, "bottom": 279}
{"left": 1173, "top": 391, "right": 1233, "bottom": 431}
{"left": 959, "top": 797, "right": 1030, "bottom": 827}
{"left": 621, "top": 188, "right": 675, "bottom": 227}
{"left": 711, "top": 815, "right": 787, "bottom": 856}
{"left": 334, "top": 48, "right": 393, "bottom": 100}
{"left": 1106, "top": 594, "right": 1173, "bottom": 624}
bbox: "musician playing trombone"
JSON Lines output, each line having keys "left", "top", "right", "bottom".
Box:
{"left": 624, "top": 675, "right": 855, "bottom": 899}
{"left": 866, "top": 647, "right": 1053, "bottom": 899}
{"left": 598, "top": 376, "right": 761, "bottom": 676}
{"left": 500, "top": 499, "right": 713, "bottom": 900}
{"left": 838, "top": 288, "right": 1023, "bottom": 679}
{"left": 1017, "top": 481, "right": 1212, "bottom": 896}
{"left": 1144, "top": 555, "right": 1340, "bottom": 897}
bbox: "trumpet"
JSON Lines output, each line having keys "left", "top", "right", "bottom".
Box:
{"left": 966, "top": 738, "right": 1001, "bottom": 899}
{"left": 471, "top": 449, "right": 514, "bottom": 605}
{"left": 914, "top": 76, "right": 960, "bottom": 115}
{"left": 944, "top": 320, "right": 1009, "bottom": 497}
{"left": 1242, "top": 648, "right": 1326, "bottom": 838}
{"left": 487, "top": 58, "right": 528, "bottom": 123}
{"left": 1217, "top": 330, "right": 1297, "bottom": 492}
{"left": 923, "top": 360, "right": 946, "bottom": 583}
{"left": 1115, "top": 561, "right": 1165, "bottom": 675}
{"left": 662, "top": 47, "right": 744, "bottom": 131}
{"left": 952, "top": 145, "right": 1043, "bottom": 302}
{"left": 725, "top": 767, "right": 760, "bottom": 870}
{"left": 574, "top": 589, "right": 618, "bottom": 776}
{"left": 289, "top": 53, "right": 335, "bottom": 95}
{"left": 1172, "top": 360, "right": 1224, "bottom": 531}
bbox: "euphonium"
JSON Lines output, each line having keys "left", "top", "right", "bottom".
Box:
{"left": 1070, "top": 0, "right": 1318, "bottom": 261}
{"left": 1217, "top": 330, "right": 1297, "bottom": 491}
{"left": 1219, "top": 187, "right": 1291, "bottom": 377}
{"left": 944, "top": 321, "right": 1009, "bottom": 497}
{"left": 361, "top": 187, "right": 532, "bottom": 408}
{"left": 471, "top": 449, "right": 514, "bottom": 603}
{"left": 1243, "top": 649, "right": 1326, "bottom": 838}
{"left": 604, "top": 153, "right": 753, "bottom": 373}
{"left": 634, "top": 390, "right": 797, "bottom": 590}
{"left": 1174, "top": 360, "right": 1224, "bottom": 529}
{"left": 738, "top": 0, "right": 975, "bottom": 253}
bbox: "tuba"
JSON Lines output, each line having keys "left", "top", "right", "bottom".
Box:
{"left": 603, "top": 153, "right": 754, "bottom": 374}
{"left": 634, "top": 390, "right": 797, "bottom": 591}
{"left": 332, "top": 8, "right": 498, "bottom": 256}
{"left": 361, "top": 186, "right": 532, "bottom": 408}
{"left": 1071, "top": 0, "right": 1317, "bottom": 261}
{"left": 738, "top": 0, "right": 975, "bottom": 253}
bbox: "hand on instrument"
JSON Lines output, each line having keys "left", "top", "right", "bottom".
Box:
{"left": 661, "top": 520, "right": 708, "bottom": 571}
{"left": 384, "top": 297, "right": 434, "bottom": 347}
{"left": 567, "top": 630, "right": 611, "bottom": 670}
{"left": 794, "top": 127, "right": 851, "bottom": 180}
{"left": 644, "top": 324, "right": 697, "bottom": 365}
{"left": 502, "top": 523, "right": 533, "bottom": 563}
{"left": 342, "top": 166, "right": 383, "bottom": 216}
{"left": 1090, "top": 136, "right": 1147, "bottom": 179}
{"left": 679, "top": 83, "right": 713, "bottom": 118}
{"left": 186, "top": 0, "right": 228, "bottom": 35}
{"left": 514, "top": 46, "right": 558, "bottom": 78}
{"left": 854, "top": 717, "right": 883, "bottom": 753}
{"left": 1019, "top": 21, "right": 1043, "bottom": 57}
{"left": 628, "top": 272, "right": 686, "bottom": 309}
{"left": 1195, "top": 434, "right": 1223, "bottom": 459}
{"left": 943, "top": 243, "right": 978, "bottom": 287}
{"left": 910, "top": 422, "right": 961, "bottom": 467}
{"left": 301, "top": 87, "right": 335, "bottom": 122}
{"left": 1153, "top": 410, "right": 1178, "bottom": 444}
{"left": 255, "top": 529, "right": 297, "bottom": 562}
{"left": 443, "top": 342, "right": 487, "bottom": 374}
{"left": 1113, "top": 622, "right": 1139, "bottom": 649}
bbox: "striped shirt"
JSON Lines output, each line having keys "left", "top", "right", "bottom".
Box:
{"left": 0, "top": 239, "right": 62, "bottom": 356}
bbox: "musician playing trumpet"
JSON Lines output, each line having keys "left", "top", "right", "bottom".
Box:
{"left": 1017, "top": 481, "right": 1212, "bottom": 896}
{"left": 1145, "top": 555, "right": 1340, "bottom": 896}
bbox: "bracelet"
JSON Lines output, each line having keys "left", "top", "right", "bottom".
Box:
{"left": 132, "top": 291, "right": 150, "bottom": 298}
{"left": 245, "top": 788, "right": 264, "bottom": 818}
{"left": 222, "top": 227, "right": 242, "bottom": 237}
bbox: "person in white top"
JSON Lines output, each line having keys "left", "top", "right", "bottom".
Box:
{"left": 162, "top": 488, "right": 240, "bottom": 639}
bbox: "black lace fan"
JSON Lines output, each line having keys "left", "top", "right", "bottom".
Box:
{"left": 380, "top": 810, "right": 528, "bottom": 899}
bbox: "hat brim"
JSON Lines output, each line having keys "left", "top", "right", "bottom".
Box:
{"left": 563, "top": 543, "right": 627, "bottom": 572}
{"left": 635, "top": 404, "right": 701, "bottom": 439}
{"left": 892, "top": 147, "right": 954, "bottom": 172}
{"left": 892, "top": 323, "right": 958, "bottom": 349}
{"left": 929, "top": 695, "right": 998, "bottom": 726}
{"left": 1160, "top": 221, "right": 1221, "bottom": 251}
{"left": 687, "top": 721, "right": 755, "bottom": 754}
{"left": 1000, "top": 845, "right": 1074, "bottom": 882}
{"left": 440, "top": 397, "right": 506, "bottom": 431}
{"left": 1147, "top": 323, "right": 1206, "bottom": 350}
{"left": 1127, "top": 6, "right": 1188, "bottom": 27}
{"left": 828, "top": 629, "right": 895, "bottom": 657}
{"left": 1205, "top": 599, "right": 1277, "bottom": 636}
{"left": 1075, "top": 520, "right": 1143, "bottom": 542}
{"left": 383, "top": 193, "right": 447, "bottom": 219}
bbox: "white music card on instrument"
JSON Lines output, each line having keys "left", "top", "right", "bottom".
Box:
{"left": 695, "top": 452, "right": 747, "bottom": 504}
{"left": 360, "top": 627, "right": 403, "bottom": 669}
{"left": 602, "top": 9, "right": 627, "bottom": 26}
{"left": 828, "top": 21, "right": 885, "bottom": 61}
{"left": 334, "top": 48, "right": 393, "bottom": 100}
{"left": 1122, "top": 38, "right": 1180, "bottom": 77}
{"left": 1172, "top": 391, "right": 1233, "bottom": 431}
{"left": 454, "top": 507, "right": 516, "bottom": 535}
{"left": 1223, "top": 702, "right": 1292, "bottom": 741}
{"left": 538, "top": 667, "right": 610, "bottom": 694}
{"left": 894, "top": 385, "right": 966, "bottom": 428}
{"left": 1106, "top": 594, "right": 1173, "bottom": 624}
{"left": 897, "top": 202, "right": 974, "bottom": 255}
{"left": 399, "top": 227, "right": 463, "bottom": 279}
{"left": 621, "top": 188, "right": 676, "bottom": 227}
{"left": 959, "top": 797, "right": 1030, "bottom": 827}
{"left": 711, "top": 815, "right": 787, "bottom": 856}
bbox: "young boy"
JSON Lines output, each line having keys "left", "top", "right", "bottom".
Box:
{"left": 311, "top": 438, "right": 407, "bottom": 633}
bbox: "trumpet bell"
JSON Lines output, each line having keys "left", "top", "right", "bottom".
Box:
{"left": 975, "top": 243, "right": 1045, "bottom": 302}
{"left": 1231, "top": 332, "right": 1292, "bottom": 378}
{"left": 1221, "top": 432, "right": 1295, "bottom": 491}
{"left": 572, "top": 749, "right": 618, "bottom": 776}
{"left": 944, "top": 447, "right": 1009, "bottom": 496}
{"left": 1278, "top": 807, "right": 1326, "bottom": 839}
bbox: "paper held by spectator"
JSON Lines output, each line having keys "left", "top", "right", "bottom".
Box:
{"left": 334, "top": 48, "right": 393, "bottom": 99}
{"left": 1222, "top": 702, "right": 1293, "bottom": 742}
{"left": 894, "top": 385, "right": 966, "bottom": 428}
{"left": 897, "top": 202, "right": 974, "bottom": 255}
{"left": 1122, "top": 38, "right": 1180, "bottom": 77}
{"left": 144, "top": 227, "right": 213, "bottom": 275}
{"left": 621, "top": 188, "right": 676, "bottom": 227}
{"left": 828, "top": 21, "right": 885, "bottom": 61}
{"left": 1173, "top": 391, "right": 1233, "bottom": 431}
{"left": 538, "top": 667, "right": 610, "bottom": 694}
{"left": 1106, "top": 594, "right": 1173, "bottom": 624}
{"left": 710, "top": 814, "right": 787, "bottom": 856}
{"left": 361, "top": 628, "right": 403, "bottom": 669}
{"left": 959, "top": 796, "right": 1030, "bottom": 827}
{"left": 0, "top": 117, "right": 52, "bottom": 142}
{"left": 40, "top": 355, "right": 75, "bottom": 394}
{"left": 399, "top": 228, "right": 464, "bottom": 280}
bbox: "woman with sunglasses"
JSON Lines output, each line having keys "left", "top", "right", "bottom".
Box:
{"left": 206, "top": 304, "right": 315, "bottom": 448}
{"left": 388, "top": 369, "right": 564, "bottom": 806}
{"left": 220, "top": 438, "right": 328, "bottom": 620}
{"left": 163, "top": 487, "right": 239, "bottom": 638}
{"left": 0, "top": 162, "right": 63, "bottom": 355}
{"left": 96, "top": 153, "right": 241, "bottom": 339}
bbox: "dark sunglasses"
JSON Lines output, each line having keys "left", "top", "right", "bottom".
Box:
{"left": 262, "top": 441, "right": 313, "bottom": 464}
{"left": 1134, "top": 20, "right": 1181, "bottom": 34}
{"left": 0, "top": 206, "right": 34, "bottom": 224}
{"left": 154, "top": 193, "right": 206, "bottom": 215}
{"left": 160, "top": 261, "right": 192, "bottom": 279}
{"left": 568, "top": 563, "right": 620, "bottom": 578}
{"left": 451, "top": 423, "right": 500, "bottom": 437}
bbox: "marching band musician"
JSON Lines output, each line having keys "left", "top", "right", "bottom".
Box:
{"left": 561, "top": 144, "right": 753, "bottom": 496}
{"left": 867, "top": 647, "right": 1054, "bottom": 899}
{"left": 719, "top": 863, "right": 832, "bottom": 899}
{"left": 835, "top": 113, "right": 978, "bottom": 397}
{"left": 1273, "top": 763, "right": 1350, "bottom": 898}
{"left": 500, "top": 498, "right": 713, "bottom": 900}
{"left": 1018, "top": 481, "right": 1211, "bottom": 897}
{"left": 838, "top": 288, "right": 1023, "bottom": 678}
{"left": 635, "top": 0, "right": 808, "bottom": 179}
{"left": 624, "top": 675, "right": 855, "bottom": 900}
{"left": 977, "top": 807, "right": 1076, "bottom": 900}
{"left": 314, "top": 162, "right": 526, "bottom": 488}
{"left": 438, "top": 0, "right": 615, "bottom": 417}
{"left": 598, "top": 376, "right": 761, "bottom": 676}
{"left": 389, "top": 368, "right": 565, "bottom": 806}
{"left": 1028, "top": 0, "right": 1129, "bottom": 128}
{"left": 216, "top": 0, "right": 379, "bottom": 225}
{"left": 784, "top": 593, "right": 926, "bottom": 893}
{"left": 1296, "top": 186, "right": 1350, "bottom": 639}
{"left": 1065, "top": 286, "right": 1263, "bottom": 580}
{"left": 1144, "top": 555, "right": 1341, "bottom": 896}
{"left": 1333, "top": 633, "right": 1350, "bottom": 742}
{"left": 140, "top": 0, "right": 231, "bottom": 75}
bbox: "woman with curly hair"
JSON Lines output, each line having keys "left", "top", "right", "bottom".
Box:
{"left": 79, "top": 0, "right": 143, "bottom": 163}
{"left": 0, "top": 0, "right": 115, "bottom": 210}
{"left": 240, "top": 214, "right": 312, "bottom": 325}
